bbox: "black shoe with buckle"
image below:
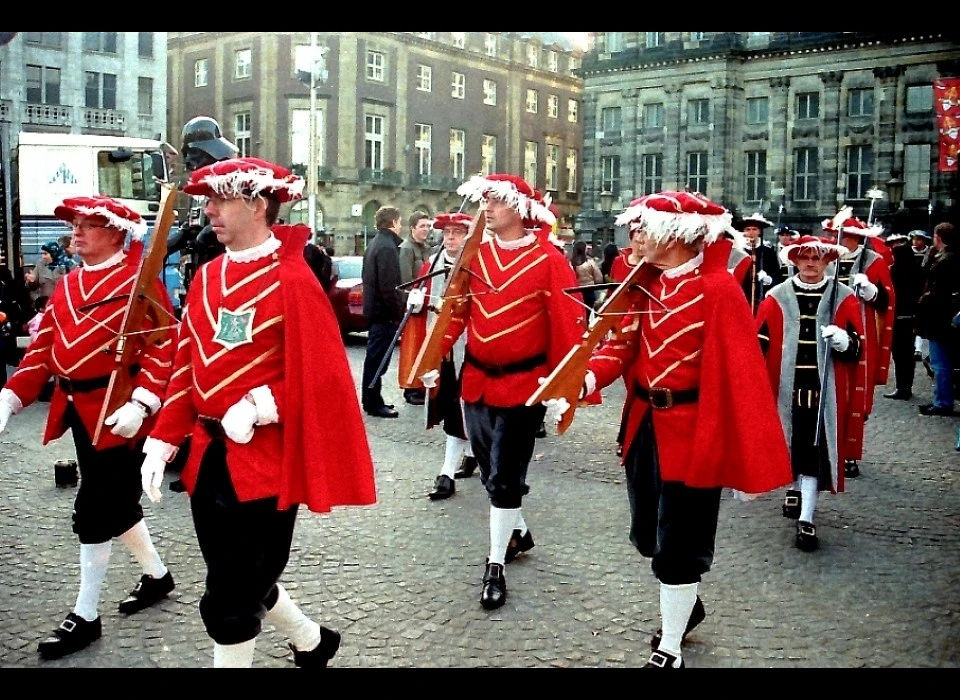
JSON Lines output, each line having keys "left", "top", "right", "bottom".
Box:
{"left": 480, "top": 561, "right": 507, "bottom": 610}
{"left": 504, "top": 528, "right": 535, "bottom": 564}
{"left": 651, "top": 596, "right": 705, "bottom": 650}
{"left": 290, "top": 626, "right": 341, "bottom": 668}
{"left": 644, "top": 649, "right": 684, "bottom": 668}
{"left": 118, "top": 571, "right": 175, "bottom": 614}
{"left": 38, "top": 612, "right": 102, "bottom": 660}
{"left": 782, "top": 490, "right": 801, "bottom": 519}
{"left": 428, "top": 474, "right": 455, "bottom": 500}
{"left": 844, "top": 460, "right": 860, "bottom": 479}
{"left": 796, "top": 521, "right": 819, "bottom": 552}
{"left": 54, "top": 459, "right": 79, "bottom": 488}
{"left": 455, "top": 455, "right": 478, "bottom": 479}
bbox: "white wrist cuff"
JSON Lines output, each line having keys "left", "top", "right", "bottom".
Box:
{"left": 143, "top": 437, "right": 179, "bottom": 463}
{"left": 584, "top": 371, "right": 597, "bottom": 397}
{"left": 0, "top": 388, "right": 23, "bottom": 413}
{"left": 248, "top": 385, "right": 279, "bottom": 425}
{"left": 131, "top": 387, "right": 162, "bottom": 415}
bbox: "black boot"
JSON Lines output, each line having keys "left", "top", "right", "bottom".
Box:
{"left": 290, "top": 626, "right": 341, "bottom": 668}
{"left": 455, "top": 455, "right": 478, "bottom": 479}
{"left": 118, "top": 571, "right": 175, "bottom": 614}
{"left": 427, "top": 474, "right": 455, "bottom": 500}
{"left": 38, "top": 613, "right": 102, "bottom": 660}
{"left": 504, "top": 528, "right": 535, "bottom": 563}
{"left": 480, "top": 561, "right": 507, "bottom": 610}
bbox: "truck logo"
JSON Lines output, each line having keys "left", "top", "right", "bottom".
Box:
{"left": 49, "top": 163, "right": 79, "bottom": 185}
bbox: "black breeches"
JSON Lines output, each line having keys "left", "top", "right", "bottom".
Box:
{"left": 891, "top": 319, "right": 916, "bottom": 393}
{"left": 624, "top": 412, "right": 721, "bottom": 585}
{"left": 790, "top": 403, "right": 832, "bottom": 488}
{"left": 190, "top": 439, "right": 298, "bottom": 645}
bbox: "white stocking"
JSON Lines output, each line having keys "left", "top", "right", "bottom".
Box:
{"left": 440, "top": 436, "right": 467, "bottom": 479}
{"left": 488, "top": 506, "right": 519, "bottom": 565}
{"left": 799, "top": 475, "right": 819, "bottom": 523}
{"left": 116, "top": 520, "right": 167, "bottom": 578}
{"left": 74, "top": 541, "right": 112, "bottom": 621}
{"left": 658, "top": 582, "right": 698, "bottom": 663}
{"left": 213, "top": 638, "right": 256, "bottom": 668}
{"left": 265, "top": 583, "right": 321, "bottom": 652}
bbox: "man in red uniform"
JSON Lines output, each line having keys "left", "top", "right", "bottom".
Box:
{"left": 138, "top": 157, "right": 377, "bottom": 668}
{"left": 551, "top": 191, "right": 793, "bottom": 668}
{"left": 0, "top": 195, "right": 177, "bottom": 660}
{"left": 419, "top": 174, "right": 584, "bottom": 610}
{"left": 756, "top": 236, "right": 866, "bottom": 552}
{"left": 822, "top": 209, "right": 895, "bottom": 478}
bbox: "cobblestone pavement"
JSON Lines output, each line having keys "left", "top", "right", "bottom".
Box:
{"left": 0, "top": 337, "right": 957, "bottom": 668}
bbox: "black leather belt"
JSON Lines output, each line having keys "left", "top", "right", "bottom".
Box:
{"left": 55, "top": 364, "right": 140, "bottom": 394}
{"left": 464, "top": 350, "right": 547, "bottom": 378}
{"left": 198, "top": 415, "right": 226, "bottom": 440}
{"left": 633, "top": 381, "right": 699, "bottom": 409}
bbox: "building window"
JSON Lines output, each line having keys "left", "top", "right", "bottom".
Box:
{"left": 524, "top": 141, "right": 538, "bottom": 187}
{"left": 291, "top": 108, "right": 324, "bottom": 172}
{"left": 641, "top": 154, "right": 663, "bottom": 196}
{"left": 138, "top": 32, "right": 153, "bottom": 58}
{"left": 365, "top": 114, "right": 385, "bottom": 170}
{"left": 451, "top": 32, "right": 466, "bottom": 48}
{"left": 745, "top": 151, "right": 767, "bottom": 203}
{"left": 746, "top": 97, "right": 768, "bottom": 125}
{"left": 848, "top": 88, "right": 874, "bottom": 117}
{"left": 485, "top": 33, "right": 497, "bottom": 57}
{"left": 235, "top": 49, "right": 252, "bottom": 79}
{"left": 483, "top": 79, "right": 497, "bottom": 106}
{"left": 690, "top": 32, "right": 706, "bottom": 41}
{"left": 646, "top": 32, "right": 665, "bottom": 48}
{"left": 452, "top": 72, "right": 465, "bottom": 99}
{"left": 794, "top": 148, "right": 819, "bottom": 202}
{"left": 904, "top": 143, "right": 931, "bottom": 200}
{"left": 643, "top": 103, "right": 664, "bottom": 129}
{"left": 24, "top": 32, "right": 61, "bottom": 49}
{"left": 83, "top": 32, "right": 117, "bottom": 54}
{"left": 688, "top": 99, "right": 710, "bottom": 125}
{"left": 138, "top": 77, "right": 153, "bottom": 116}
{"left": 416, "top": 32, "right": 435, "bottom": 41}
{"left": 25, "top": 64, "right": 60, "bottom": 105}
{"left": 601, "top": 156, "right": 620, "bottom": 195}
{"left": 687, "top": 151, "right": 708, "bottom": 194}
{"left": 527, "top": 45, "right": 539, "bottom": 68}
{"left": 194, "top": 59, "right": 209, "bottom": 88}
{"left": 846, "top": 145, "right": 873, "bottom": 200}
{"left": 366, "top": 50, "right": 385, "bottom": 82}
{"left": 906, "top": 84, "right": 934, "bottom": 114}
{"left": 526, "top": 89, "right": 538, "bottom": 114}
{"left": 85, "top": 71, "right": 117, "bottom": 110}
{"left": 415, "top": 123, "right": 432, "bottom": 177}
{"left": 548, "top": 51, "right": 558, "bottom": 72}
{"left": 546, "top": 144, "right": 559, "bottom": 191}
{"left": 481, "top": 135, "right": 497, "bottom": 176}
{"left": 604, "top": 32, "right": 623, "bottom": 53}
{"left": 234, "top": 112, "right": 251, "bottom": 157}
{"left": 568, "top": 99, "right": 579, "bottom": 123}
{"left": 569, "top": 55, "right": 581, "bottom": 73}
{"left": 566, "top": 149, "right": 578, "bottom": 194}
{"left": 601, "top": 106, "right": 622, "bottom": 134}
{"left": 796, "top": 92, "right": 820, "bottom": 120}
{"left": 450, "top": 129, "right": 466, "bottom": 181}
{"left": 547, "top": 95, "right": 559, "bottom": 119}
{"left": 417, "top": 64, "right": 432, "bottom": 92}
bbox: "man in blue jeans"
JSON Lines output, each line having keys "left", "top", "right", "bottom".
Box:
{"left": 916, "top": 221, "right": 958, "bottom": 416}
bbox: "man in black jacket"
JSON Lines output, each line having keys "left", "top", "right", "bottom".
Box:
{"left": 739, "top": 212, "right": 783, "bottom": 315}
{"left": 883, "top": 234, "right": 924, "bottom": 400}
{"left": 360, "top": 206, "right": 404, "bottom": 418}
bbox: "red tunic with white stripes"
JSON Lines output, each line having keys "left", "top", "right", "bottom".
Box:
{"left": 4, "top": 253, "right": 175, "bottom": 450}
{"left": 439, "top": 235, "right": 584, "bottom": 408}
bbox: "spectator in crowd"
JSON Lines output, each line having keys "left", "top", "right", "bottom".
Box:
{"left": 398, "top": 212, "right": 433, "bottom": 406}
{"left": 571, "top": 240, "right": 603, "bottom": 311}
{"left": 25, "top": 241, "right": 68, "bottom": 302}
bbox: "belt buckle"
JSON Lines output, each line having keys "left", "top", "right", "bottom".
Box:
{"left": 649, "top": 387, "right": 673, "bottom": 410}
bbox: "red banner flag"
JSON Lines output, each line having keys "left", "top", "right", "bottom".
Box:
{"left": 934, "top": 78, "right": 960, "bottom": 172}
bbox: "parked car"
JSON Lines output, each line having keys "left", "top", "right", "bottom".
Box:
{"left": 328, "top": 256, "right": 369, "bottom": 337}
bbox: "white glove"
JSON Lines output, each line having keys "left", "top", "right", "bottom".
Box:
{"left": 0, "top": 388, "right": 22, "bottom": 434}
{"left": 821, "top": 324, "right": 851, "bottom": 353}
{"left": 104, "top": 401, "right": 148, "bottom": 438}
{"left": 140, "top": 454, "right": 166, "bottom": 504}
{"left": 851, "top": 273, "right": 878, "bottom": 301}
{"left": 757, "top": 270, "right": 773, "bottom": 286}
{"left": 543, "top": 397, "right": 571, "bottom": 427}
{"left": 581, "top": 371, "right": 597, "bottom": 400}
{"left": 420, "top": 369, "right": 440, "bottom": 389}
{"left": 221, "top": 397, "right": 258, "bottom": 444}
{"left": 406, "top": 287, "right": 425, "bottom": 314}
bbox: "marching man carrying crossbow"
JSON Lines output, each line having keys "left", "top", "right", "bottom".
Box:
{"left": 0, "top": 195, "right": 178, "bottom": 660}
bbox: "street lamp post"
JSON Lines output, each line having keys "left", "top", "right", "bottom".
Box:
{"left": 599, "top": 189, "right": 614, "bottom": 250}
{"left": 885, "top": 169, "right": 904, "bottom": 211}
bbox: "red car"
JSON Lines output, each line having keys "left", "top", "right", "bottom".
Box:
{"left": 327, "top": 256, "right": 369, "bottom": 337}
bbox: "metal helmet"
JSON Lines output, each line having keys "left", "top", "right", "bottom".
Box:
{"left": 180, "top": 116, "right": 238, "bottom": 171}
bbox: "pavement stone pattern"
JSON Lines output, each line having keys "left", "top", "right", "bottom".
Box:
{"left": 0, "top": 337, "right": 957, "bottom": 668}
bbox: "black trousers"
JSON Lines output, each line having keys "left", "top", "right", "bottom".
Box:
{"left": 624, "top": 412, "right": 721, "bottom": 585}
{"left": 65, "top": 402, "right": 145, "bottom": 545}
{"left": 361, "top": 320, "right": 399, "bottom": 411}
{"left": 463, "top": 401, "right": 545, "bottom": 509}
{"left": 891, "top": 317, "right": 916, "bottom": 394}
{"left": 190, "top": 439, "right": 298, "bottom": 645}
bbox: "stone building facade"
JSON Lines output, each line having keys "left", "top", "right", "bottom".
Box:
{"left": 167, "top": 32, "right": 584, "bottom": 255}
{"left": 576, "top": 31, "right": 960, "bottom": 246}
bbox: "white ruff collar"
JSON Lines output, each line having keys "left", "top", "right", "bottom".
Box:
{"left": 226, "top": 234, "right": 281, "bottom": 263}
{"left": 663, "top": 252, "right": 704, "bottom": 279}
{"left": 841, "top": 245, "right": 863, "bottom": 261}
{"left": 792, "top": 277, "right": 829, "bottom": 291}
{"left": 82, "top": 250, "right": 125, "bottom": 272}
{"left": 494, "top": 232, "right": 537, "bottom": 250}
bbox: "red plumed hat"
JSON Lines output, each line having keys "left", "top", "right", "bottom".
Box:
{"left": 779, "top": 235, "right": 847, "bottom": 266}
{"left": 432, "top": 212, "right": 473, "bottom": 230}
{"left": 54, "top": 195, "right": 147, "bottom": 240}
{"left": 615, "top": 191, "right": 732, "bottom": 245}
{"left": 821, "top": 206, "right": 882, "bottom": 238}
{"left": 456, "top": 173, "right": 555, "bottom": 226}
{"left": 184, "top": 157, "right": 304, "bottom": 203}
